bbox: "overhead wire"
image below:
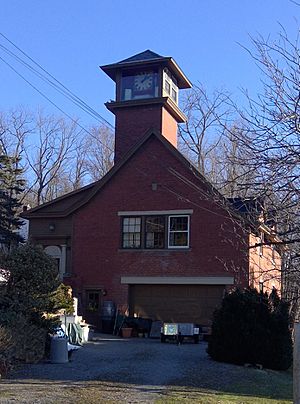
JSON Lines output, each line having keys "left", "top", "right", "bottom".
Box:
{"left": 0, "top": 50, "right": 239, "bottom": 220}
{"left": 0, "top": 33, "right": 246, "bottom": 223}
{"left": 0, "top": 42, "right": 111, "bottom": 127}
{"left": 0, "top": 55, "right": 115, "bottom": 154}
{"left": 0, "top": 31, "right": 114, "bottom": 130}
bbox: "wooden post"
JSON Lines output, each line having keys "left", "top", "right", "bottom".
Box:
{"left": 294, "top": 322, "right": 300, "bottom": 404}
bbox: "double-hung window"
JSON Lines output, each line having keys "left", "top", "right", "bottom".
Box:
{"left": 168, "top": 215, "right": 189, "bottom": 248}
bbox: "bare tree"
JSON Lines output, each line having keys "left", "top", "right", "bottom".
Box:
{"left": 0, "top": 109, "right": 116, "bottom": 206}
{"left": 25, "top": 111, "right": 78, "bottom": 205}
{"left": 223, "top": 27, "right": 300, "bottom": 319}
{"left": 215, "top": 125, "right": 262, "bottom": 198}
{"left": 179, "top": 84, "right": 261, "bottom": 198}
{"left": 0, "top": 108, "right": 31, "bottom": 168}
{"left": 178, "top": 80, "right": 286, "bottom": 309}
{"left": 179, "top": 84, "right": 231, "bottom": 181}
{"left": 84, "top": 125, "right": 114, "bottom": 181}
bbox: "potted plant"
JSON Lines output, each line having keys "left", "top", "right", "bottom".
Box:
{"left": 121, "top": 326, "right": 132, "bottom": 338}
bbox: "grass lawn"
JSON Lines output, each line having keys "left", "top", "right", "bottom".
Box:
{"left": 157, "top": 391, "right": 292, "bottom": 403}
{"left": 158, "top": 365, "right": 293, "bottom": 404}
{"left": 0, "top": 368, "right": 292, "bottom": 404}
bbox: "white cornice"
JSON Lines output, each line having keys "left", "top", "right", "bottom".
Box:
{"left": 121, "top": 276, "right": 234, "bottom": 285}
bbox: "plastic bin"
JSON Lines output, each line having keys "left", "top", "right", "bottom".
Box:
{"left": 50, "top": 337, "right": 68, "bottom": 363}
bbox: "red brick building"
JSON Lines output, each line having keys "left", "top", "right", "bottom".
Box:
{"left": 23, "top": 51, "right": 281, "bottom": 328}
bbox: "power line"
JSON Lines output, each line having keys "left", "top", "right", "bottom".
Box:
{"left": 0, "top": 43, "right": 109, "bottom": 127}
{"left": 0, "top": 33, "right": 246, "bottom": 225}
{"left": 0, "top": 31, "right": 114, "bottom": 130}
{"left": 0, "top": 55, "right": 115, "bottom": 154}
{"left": 0, "top": 44, "right": 247, "bottom": 224}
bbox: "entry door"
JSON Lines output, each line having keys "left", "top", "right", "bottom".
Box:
{"left": 84, "top": 289, "right": 102, "bottom": 329}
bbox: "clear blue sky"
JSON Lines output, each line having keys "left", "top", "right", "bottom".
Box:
{"left": 0, "top": 0, "right": 299, "bottom": 127}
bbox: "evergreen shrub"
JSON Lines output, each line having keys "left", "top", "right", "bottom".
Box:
{"left": 207, "top": 288, "right": 292, "bottom": 370}
{"left": 0, "top": 326, "right": 13, "bottom": 377}
{"left": 0, "top": 244, "right": 73, "bottom": 365}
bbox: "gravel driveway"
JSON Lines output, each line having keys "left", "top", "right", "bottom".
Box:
{"left": 0, "top": 334, "right": 293, "bottom": 403}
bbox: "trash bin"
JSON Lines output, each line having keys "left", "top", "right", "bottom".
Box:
{"left": 50, "top": 337, "right": 68, "bottom": 363}
{"left": 101, "top": 301, "right": 116, "bottom": 334}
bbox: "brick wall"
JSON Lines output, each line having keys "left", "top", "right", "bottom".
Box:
{"left": 249, "top": 233, "right": 281, "bottom": 294}
{"left": 114, "top": 105, "right": 178, "bottom": 162}
{"left": 70, "top": 136, "right": 249, "bottom": 308}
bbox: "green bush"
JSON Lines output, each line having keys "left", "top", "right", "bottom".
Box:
{"left": 50, "top": 283, "right": 74, "bottom": 315}
{"left": 0, "top": 244, "right": 72, "bottom": 365}
{"left": 0, "top": 326, "right": 13, "bottom": 377}
{"left": 5, "top": 315, "right": 47, "bottom": 363}
{"left": 207, "top": 288, "right": 292, "bottom": 370}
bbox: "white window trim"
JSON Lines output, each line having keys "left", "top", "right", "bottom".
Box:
{"left": 168, "top": 215, "right": 190, "bottom": 249}
{"left": 122, "top": 217, "right": 142, "bottom": 249}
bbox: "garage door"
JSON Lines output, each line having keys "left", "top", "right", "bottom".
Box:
{"left": 129, "top": 284, "right": 225, "bottom": 325}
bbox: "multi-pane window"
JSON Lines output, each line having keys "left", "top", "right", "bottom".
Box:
{"left": 145, "top": 216, "right": 165, "bottom": 249}
{"left": 121, "top": 215, "right": 190, "bottom": 249}
{"left": 164, "top": 80, "right": 171, "bottom": 95}
{"left": 168, "top": 216, "right": 189, "bottom": 248}
{"left": 87, "top": 291, "right": 100, "bottom": 312}
{"left": 122, "top": 217, "right": 141, "bottom": 248}
{"left": 171, "top": 88, "right": 177, "bottom": 103}
{"left": 163, "top": 68, "right": 179, "bottom": 105}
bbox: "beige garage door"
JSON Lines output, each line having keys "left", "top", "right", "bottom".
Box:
{"left": 129, "top": 284, "right": 225, "bottom": 325}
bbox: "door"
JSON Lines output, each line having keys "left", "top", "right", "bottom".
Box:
{"left": 129, "top": 284, "right": 225, "bottom": 325}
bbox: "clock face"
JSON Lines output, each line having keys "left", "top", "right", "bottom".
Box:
{"left": 134, "top": 72, "right": 153, "bottom": 92}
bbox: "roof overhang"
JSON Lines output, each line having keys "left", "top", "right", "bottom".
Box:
{"left": 100, "top": 57, "right": 192, "bottom": 89}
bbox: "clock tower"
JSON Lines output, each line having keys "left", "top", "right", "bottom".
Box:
{"left": 101, "top": 50, "right": 191, "bottom": 163}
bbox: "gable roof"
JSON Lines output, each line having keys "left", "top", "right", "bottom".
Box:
{"left": 22, "top": 129, "right": 234, "bottom": 220}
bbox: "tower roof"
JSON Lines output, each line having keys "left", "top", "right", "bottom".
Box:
{"left": 118, "top": 50, "right": 163, "bottom": 64}
{"left": 100, "top": 49, "right": 192, "bottom": 89}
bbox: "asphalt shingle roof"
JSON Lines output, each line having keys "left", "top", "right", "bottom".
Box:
{"left": 118, "top": 50, "right": 163, "bottom": 64}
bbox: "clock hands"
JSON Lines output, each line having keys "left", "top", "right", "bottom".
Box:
{"left": 134, "top": 72, "right": 153, "bottom": 91}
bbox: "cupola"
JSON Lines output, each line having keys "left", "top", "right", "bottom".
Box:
{"left": 101, "top": 50, "right": 191, "bottom": 163}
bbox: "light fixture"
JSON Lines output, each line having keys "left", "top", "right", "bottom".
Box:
{"left": 49, "top": 223, "right": 55, "bottom": 231}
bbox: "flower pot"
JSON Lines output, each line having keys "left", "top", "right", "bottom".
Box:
{"left": 122, "top": 327, "right": 132, "bottom": 338}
